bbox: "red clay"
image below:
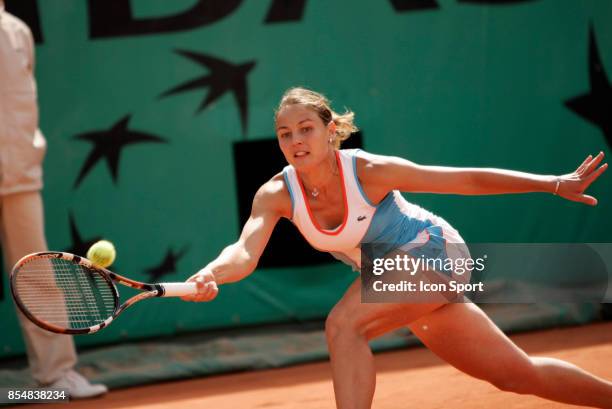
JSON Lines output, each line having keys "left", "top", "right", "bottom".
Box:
{"left": 20, "top": 322, "right": 612, "bottom": 409}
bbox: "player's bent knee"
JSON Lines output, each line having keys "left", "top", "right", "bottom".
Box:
{"left": 489, "top": 361, "right": 540, "bottom": 395}
{"left": 491, "top": 378, "right": 532, "bottom": 395}
{"left": 325, "top": 311, "right": 346, "bottom": 342}
{"left": 325, "top": 309, "right": 361, "bottom": 345}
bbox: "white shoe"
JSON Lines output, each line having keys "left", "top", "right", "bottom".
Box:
{"left": 48, "top": 370, "right": 108, "bottom": 399}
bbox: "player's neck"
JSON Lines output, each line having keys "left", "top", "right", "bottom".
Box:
{"left": 299, "top": 151, "right": 339, "bottom": 198}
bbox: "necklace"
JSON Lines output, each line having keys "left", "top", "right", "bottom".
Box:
{"left": 305, "top": 154, "right": 338, "bottom": 199}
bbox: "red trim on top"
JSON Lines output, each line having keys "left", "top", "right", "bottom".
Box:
{"left": 296, "top": 151, "right": 349, "bottom": 236}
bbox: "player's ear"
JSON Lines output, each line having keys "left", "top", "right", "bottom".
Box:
{"left": 327, "top": 120, "right": 336, "bottom": 136}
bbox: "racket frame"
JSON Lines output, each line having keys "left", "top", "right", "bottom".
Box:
{"left": 10, "top": 252, "right": 167, "bottom": 335}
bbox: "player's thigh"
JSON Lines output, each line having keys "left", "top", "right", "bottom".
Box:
{"left": 326, "top": 278, "right": 446, "bottom": 339}
{"left": 408, "top": 302, "right": 534, "bottom": 383}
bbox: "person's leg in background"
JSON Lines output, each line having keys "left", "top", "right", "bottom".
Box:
{"left": 0, "top": 191, "right": 107, "bottom": 398}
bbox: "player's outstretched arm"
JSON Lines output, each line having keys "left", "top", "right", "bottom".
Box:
{"left": 359, "top": 151, "right": 607, "bottom": 206}
{"left": 182, "top": 175, "right": 290, "bottom": 302}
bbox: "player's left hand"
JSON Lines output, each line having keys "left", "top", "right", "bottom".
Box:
{"left": 556, "top": 151, "right": 607, "bottom": 206}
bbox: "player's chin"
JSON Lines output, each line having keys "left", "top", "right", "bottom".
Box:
{"left": 289, "top": 154, "right": 318, "bottom": 171}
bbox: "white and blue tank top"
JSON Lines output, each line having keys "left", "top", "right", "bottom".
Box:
{"left": 282, "top": 149, "right": 462, "bottom": 271}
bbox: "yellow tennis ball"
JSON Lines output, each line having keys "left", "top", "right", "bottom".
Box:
{"left": 86, "top": 240, "right": 116, "bottom": 268}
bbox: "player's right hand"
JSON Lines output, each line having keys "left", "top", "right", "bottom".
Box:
{"left": 181, "top": 268, "right": 218, "bottom": 302}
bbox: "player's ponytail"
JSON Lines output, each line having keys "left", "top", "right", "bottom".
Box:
{"left": 330, "top": 110, "right": 357, "bottom": 149}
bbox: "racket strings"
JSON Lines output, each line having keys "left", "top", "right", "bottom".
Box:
{"left": 15, "top": 257, "right": 116, "bottom": 329}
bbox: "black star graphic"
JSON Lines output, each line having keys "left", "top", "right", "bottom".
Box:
{"left": 64, "top": 212, "right": 103, "bottom": 256}
{"left": 390, "top": 0, "right": 438, "bottom": 12}
{"left": 73, "top": 115, "right": 167, "bottom": 188}
{"left": 144, "top": 246, "right": 189, "bottom": 282}
{"left": 160, "top": 50, "right": 256, "bottom": 136}
{"left": 565, "top": 25, "right": 612, "bottom": 149}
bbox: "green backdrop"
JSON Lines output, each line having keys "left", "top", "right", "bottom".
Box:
{"left": 1, "top": 0, "right": 611, "bottom": 358}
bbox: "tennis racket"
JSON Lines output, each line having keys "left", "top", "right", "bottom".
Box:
{"left": 10, "top": 251, "right": 199, "bottom": 335}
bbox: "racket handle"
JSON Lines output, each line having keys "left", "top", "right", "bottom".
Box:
{"left": 158, "top": 282, "right": 199, "bottom": 297}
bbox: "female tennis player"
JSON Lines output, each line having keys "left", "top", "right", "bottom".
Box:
{"left": 183, "top": 87, "right": 611, "bottom": 408}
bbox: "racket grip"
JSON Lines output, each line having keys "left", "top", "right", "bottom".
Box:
{"left": 159, "top": 282, "right": 199, "bottom": 297}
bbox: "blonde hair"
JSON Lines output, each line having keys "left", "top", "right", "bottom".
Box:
{"left": 275, "top": 87, "right": 358, "bottom": 149}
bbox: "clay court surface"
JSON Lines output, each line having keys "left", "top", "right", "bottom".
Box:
{"left": 19, "top": 322, "right": 612, "bottom": 409}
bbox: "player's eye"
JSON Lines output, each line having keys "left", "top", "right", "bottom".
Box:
{"left": 301, "top": 127, "right": 312, "bottom": 133}
{"left": 279, "top": 132, "right": 291, "bottom": 139}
